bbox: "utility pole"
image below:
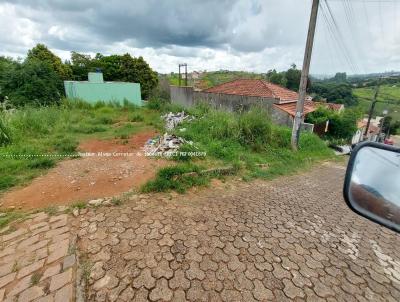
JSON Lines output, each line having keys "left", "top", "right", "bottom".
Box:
{"left": 178, "top": 63, "right": 188, "bottom": 86}
{"left": 364, "top": 79, "right": 381, "bottom": 137}
{"left": 178, "top": 65, "right": 181, "bottom": 86}
{"left": 291, "top": 0, "right": 320, "bottom": 150}
{"left": 185, "top": 64, "right": 188, "bottom": 86}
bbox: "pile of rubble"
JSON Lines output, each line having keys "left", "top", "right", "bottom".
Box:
{"left": 162, "top": 111, "right": 194, "bottom": 130}
{"left": 144, "top": 133, "right": 193, "bottom": 155}
{"left": 142, "top": 111, "right": 195, "bottom": 156}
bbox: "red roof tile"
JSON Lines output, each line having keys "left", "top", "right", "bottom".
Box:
{"left": 274, "top": 100, "right": 346, "bottom": 118}
{"left": 204, "top": 79, "right": 299, "bottom": 102}
{"left": 274, "top": 100, "right": 317, "bottom": 117}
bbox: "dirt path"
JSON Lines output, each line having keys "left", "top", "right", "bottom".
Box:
{"left": 0, "top": 131, "right": 168, "bottom": 210}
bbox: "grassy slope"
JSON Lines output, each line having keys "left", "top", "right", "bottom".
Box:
{"left": 353, "top": 84, "right": 400, "bottom": 120}
{"left": 200, "top": 71, "right": 264, "bottom": 88}
{"left": 142, "top": 106, "right": 336, "bottom": 193}
{"left": 0, "top": 100, "right": 163, "bottom": 193}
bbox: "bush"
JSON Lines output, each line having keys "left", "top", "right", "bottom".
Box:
{"left": 239, "top": 109, "right": 272, "bottom": 150}
{"left": 2, "top": 60, "right": 63, "bottom": 107}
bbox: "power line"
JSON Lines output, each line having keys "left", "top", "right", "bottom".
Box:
{"left": 320, "top": 0, "right": 360, "bottom": 73}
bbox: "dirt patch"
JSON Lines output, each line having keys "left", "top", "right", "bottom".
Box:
{"left": 0, "top": 130, "right": 168, "bottom": 210}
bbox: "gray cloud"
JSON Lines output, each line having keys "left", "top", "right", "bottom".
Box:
{"left": 0, "top": 0, "right": 399, "bottom": 74}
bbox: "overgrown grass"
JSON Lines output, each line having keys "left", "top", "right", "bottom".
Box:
{"left": 142, "top": 163, "right": 209, "bottom": 193}
{"left": 0, "top": 210, "right": 28, "bottom": 229}
{"left": 0, "top": 98, "right": 173, "bottom": 193}
{"left": 142, "top": 106, "right": 335, "bottom": 193}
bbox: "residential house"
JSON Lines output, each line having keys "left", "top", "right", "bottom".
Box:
{"left": 352, "top": 119, "right": 381, "bottom": 144}
{"left": 170, "top": 78, "right": 343, "bottom": 129}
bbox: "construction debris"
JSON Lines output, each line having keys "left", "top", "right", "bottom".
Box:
{"left": 162, "top": 111, "right": 194, "bottom": 130}
{"left": 144, "top": 133, "right": 193, "bottom": 156}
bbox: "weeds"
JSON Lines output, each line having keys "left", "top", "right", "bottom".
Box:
{"left": 31, "top": 272, "right": 42, "bottom": 285}
{"left": 130, "top": 113, "right": 144, "bottom": 122}
{"left": 0, "top": 98, "right": 155, "bottom": 193}
{"left": 142, "top": 105, "right": 334, "bottom": 193}
{"left": 0, "top": 211, "right": 28, "bottom": 229}
{"left": 141, "top": 163, "right": 208, "bottom": 193}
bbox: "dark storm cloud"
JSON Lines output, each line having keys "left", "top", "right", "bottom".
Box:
{"left": 2, "top": 0, "right": 240, "bottom": 49}
{"left": 1, "top": 0, "right": 399, "bottom": 74}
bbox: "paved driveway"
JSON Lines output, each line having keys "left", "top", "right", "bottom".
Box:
{"left": 77, "top": 162, "right": 400, "bottom": 301}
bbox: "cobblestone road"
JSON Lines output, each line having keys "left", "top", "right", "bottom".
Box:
{"left": 0, "top": 212, "right": 77, "bottom": 301}
{"left": 77, "top": 163, "right": 400, "bottom": 301}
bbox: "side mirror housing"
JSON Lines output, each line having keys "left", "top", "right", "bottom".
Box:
{"left": 343, "top": 142, "right": 400, "bottom": 233}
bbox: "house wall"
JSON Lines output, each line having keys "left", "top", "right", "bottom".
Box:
{"left": 64, "top": 81, "right": 142, "bottom": 105}
{"left": 271, "top": 107, "right": 293, "bottom": 127}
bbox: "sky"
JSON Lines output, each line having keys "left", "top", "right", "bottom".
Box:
{"left": 0, "top": 0, "right": 399, "bottom": 75}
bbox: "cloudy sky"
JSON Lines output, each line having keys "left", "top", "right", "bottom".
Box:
{"left": 0, "top": 0, "right": 399, "bottom": 75}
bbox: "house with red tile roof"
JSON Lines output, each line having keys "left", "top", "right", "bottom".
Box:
{"left": 170, "top": 78, "right": 344, "bottom": 128}
{"left": 202, "top": 79, "right": 343, "bottom": 127}
{"left": 204, "top": 79, "right": 299, "bottom": 102}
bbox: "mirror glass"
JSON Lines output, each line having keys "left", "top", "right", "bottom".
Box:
{"left": 349, "top": 146, "right": 400, "bottom": 230}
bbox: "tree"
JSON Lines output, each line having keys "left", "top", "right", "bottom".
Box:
{"left": 70, "top": 51, "right": 93, "bottom": 81}
{"left": 27, "top": 44, "right": 72, "bottom": 80}
{"left": 121, "top": 55, "right": 158, "bottom": 99}
{"left": 69, "top": 52, "right": 158, "bottom": 99}
{"left": 310, "top": 82, "right": 357, "bottom": 106}
{"left": 328, "top": 108, "right": 361, "bottom": 140}
{"left": 2, "top": 60, "right": 63, "bottom": 107}
{"left": 306, "top": 106, "right": 362, "bottom": 141}
{"left": 332, "top": 72, "right": 347, "bottom": 82}
{"left": 266, "top": 69, "right": 286, "bottom": 86}
{"left": 285, "top": 64, "right": 301, "bottom": 91}
{"left": 0, "top": 56, "right": 18, "bottom": 101}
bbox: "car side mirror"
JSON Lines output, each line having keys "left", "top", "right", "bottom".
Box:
{"left": 343, "top": 142, "right": 400, "bottom": 233}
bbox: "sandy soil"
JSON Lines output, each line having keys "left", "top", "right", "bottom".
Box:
{"left": 0, "top": 131, "right": 168, "bottom": 210}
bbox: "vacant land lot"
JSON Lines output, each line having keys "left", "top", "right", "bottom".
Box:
{"left": 1, "top": 99, "right": 336, "bottom": 227}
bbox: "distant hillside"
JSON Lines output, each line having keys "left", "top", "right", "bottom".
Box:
{"left": 199, "top": 71, "right": 264, "bottom": 89}
{"left": 353, "top": 84, "right": 400, "bottom": 120}
{"left": 167, "top": 70, "right": 265, "bottom": 90}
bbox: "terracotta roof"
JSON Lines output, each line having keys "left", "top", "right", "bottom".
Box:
{"left": 274, "top": 100, "right": 317, "bottom": 117}
{"left": 274, "top": 100, "right": 345, "bottom": 117}
{"left": 357, "top": 120, "right": 380, "bottom": 133}
{"left": 204, "top": 79, "right": 299, "bottom": 102}
{"left": 315, "top": 102, "right": 344, "bottom": 111}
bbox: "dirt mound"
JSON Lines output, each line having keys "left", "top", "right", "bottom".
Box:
{"left": 0, "top": 130, "right": 168, "bottom": 210}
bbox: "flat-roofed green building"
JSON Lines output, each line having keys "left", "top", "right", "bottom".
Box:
{"left": 64, "top": 72, "right": 142, "bottom": 105}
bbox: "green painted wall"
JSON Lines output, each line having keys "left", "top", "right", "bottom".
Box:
{"left": 64, "top": 73, "right": 142, "bottom": 105}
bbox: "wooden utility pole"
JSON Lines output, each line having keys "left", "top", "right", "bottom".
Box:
{"left": 364, "top": 79, "right": 381, "bottom": 137}
{"left": 178, "top": 63, "right": 188, "bottom": 86}
{"left": 291, "top": 0, "right": 320, "bottom": 150}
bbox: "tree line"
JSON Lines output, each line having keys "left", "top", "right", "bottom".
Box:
{"left": 0, "top": 44, "right": 158, "bottom": 107}
{"left": 266, "top": 68, "right": 357, "bottom": 107}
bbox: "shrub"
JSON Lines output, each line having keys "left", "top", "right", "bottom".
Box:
{"left": 239, "top": 109, "right": 272, "bottom": 150}
{"left": 2, "top": 60, "right": 63, "bottom": 107}
{"left": 271, "top": 126, "right": 291, "bottom": 148}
